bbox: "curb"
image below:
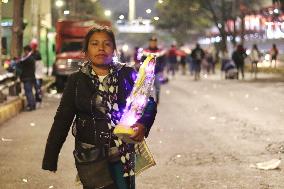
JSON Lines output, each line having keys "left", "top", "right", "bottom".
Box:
{"left": 0, "top": 97, "right": 24, "bottom": 125}
{"left": 0, "top": 78, "right": 54, "bottom": 126}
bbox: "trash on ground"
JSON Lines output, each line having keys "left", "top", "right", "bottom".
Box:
{"left": 250, "top": 159, "right": 281, "bottom": 170}
{"left": 30, "top": 122, "right": 35, "bottom": 127}
{"left": 210, "top": 116, "right": 216, "bottom": 120}
{"left": 22, "top": 178, "right": 28, "bottom": 183}
{"left": 1, "top": 138, "right": 13, "bottom": 142}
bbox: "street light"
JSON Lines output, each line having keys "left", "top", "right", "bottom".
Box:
{"left": 154, "top": 16, "right": 159, "bottom": 21}
{"left": 104, "top": 10, "right": 112, "bottom": 17}
{"left": 158, "top": 0, "right": 163, "bottom": 3}
{"left": 146, "top": 9, "right": 152, "bottom": 14}
{"left": 55, "top": 0, "right": 64, "bottom": 8}
{"left": 119, "top": 15, "right": 125, "bottom": 20}
{"left": 64, "top": 10, "right": 70, "bottom": 15}
{"left": 2, "top": 0, "right": 8, "bottom": 3}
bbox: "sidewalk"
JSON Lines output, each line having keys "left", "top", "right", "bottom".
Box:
{"left": 0, "top": 77, "right": 54, "bottom": 125}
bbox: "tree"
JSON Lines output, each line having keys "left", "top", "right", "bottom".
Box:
{"left": 156, "top": 0, "right": 267, "bottom": 51}
{"left": 70, "top": 0, "right": 105, "bottom": 20}
{"left": 11, "top": 0, "right": 25, "bottom": 58}
{"left": 51, "top": 0, "right": 105, "bottom": 24}
{"left": 155, "top": 0, "right": 212, "bottom": 44}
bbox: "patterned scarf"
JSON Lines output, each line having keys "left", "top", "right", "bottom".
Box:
{"left": 87, "top": 63, "right": 135, "bottom": 177}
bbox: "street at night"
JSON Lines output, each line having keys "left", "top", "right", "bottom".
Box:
{"left": 1, "top": 0, "right": 284, "bottom": 188}
{"left": 0, "top": 72, "right": 283, "bottom": 189}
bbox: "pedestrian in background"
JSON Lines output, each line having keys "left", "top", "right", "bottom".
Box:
{"left": 270, "top": 43, "right": 278, "bottom": 68}
{"left": 191, "top": 43, "right": 205, "bottom": 81}
{"left": 167, "top": 44, "right": 178, "bottom": 77}
{"left": 179, "top": 49, "right": 187, "bottom": 75}
{"left": 42, "top": 26, "right": 157, "bottom": 189}
{"left": 250, "top": 44, "right": 261, "bottom": 79}
{"left": 232, "top": 44, "right": 247, "bottom": 80}
{"left": 30, "top": 41, "right": 44, "bottom": 107}
{"left": 17, "top": 45, "right": 36, "bottom": 111}
{"left": 133, "top": 46, "right": 141, "bottom": 71}
{"left": 142, "top": 37, "right": 166, "bottom": 104}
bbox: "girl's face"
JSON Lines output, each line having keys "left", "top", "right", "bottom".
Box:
{"left": 86, "top": 32, "right": 114, "bottom": 67}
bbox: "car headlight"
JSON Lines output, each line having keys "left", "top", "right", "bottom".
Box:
{"left": 55, "top": 59, "right": 67, "bottom": 69}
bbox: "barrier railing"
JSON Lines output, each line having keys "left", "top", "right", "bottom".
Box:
{"left": 0, "top": 72, "right": 21, "bottom": 103}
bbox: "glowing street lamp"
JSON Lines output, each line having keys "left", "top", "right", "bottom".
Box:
{"left": 146, "top": 9, "right": 152, "bottom": 14}
{"left": 158, "top": 0, "right": 163, "bottom": 3}
{"left": 154, "top": 16, "right": 159, "bottom": 21}
{"left": 119, "top": 15, "right": 125, "bottom": 20}
{"left": 55, "top": 0, "right": 64, "bottom": 8}
{"left": 104, "top": 10, "right": 112, "bottom": 17}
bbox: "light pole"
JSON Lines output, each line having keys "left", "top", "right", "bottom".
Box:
{"left": 129, "top": 0, "right": 135, "bottom": 22}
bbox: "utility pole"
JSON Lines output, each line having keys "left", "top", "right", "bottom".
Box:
{"left": 37, "top": 0, "right": 41, "bottom": 47}
{"left": 11, "top": 0, "right": 26, "bottom": 58}
{"left": 129, "top": 0, "right": 135, "bottom": 22}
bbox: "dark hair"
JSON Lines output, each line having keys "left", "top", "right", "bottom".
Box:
{"left": 82, "top": 26, "right": 116, "bottom": 53}
{"left": 149, "top": 36, "right": 157, "bottom": 41}
{"left": 23, "top": 45, "right": 32, "bottom": 52}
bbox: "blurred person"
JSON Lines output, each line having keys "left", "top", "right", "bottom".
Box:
{"left": 178, "top": 48, "right": 187, "bottom": 75}
{"left": 232, "top": 44, "right": 247, "bottom": 80}
{"left": 167, "top": 44, "right": 178, "bottom": 77}
{"left": 191, "top": 43, "right": 205, "bottom": 81}
{"left": 203, "top": 50, "right": 211, "bottom": 75}
{"left": 142, "top": 37, "right": 166, "bottom": 104}
{"left": 133, "top": 46, "right": 141, "bottom": 71}
{"left": 17, "top": 45, "right": 36, "bottom": 111}
{"left": 119, "top": 49, "right": 127, "bottom": 63}
{"left": 249, "top": 44, "right": 261, "bottom": 79}
{"left": 30, "top": 41, "right": 44, "bottom": 107}
{"left": 187, "top": 50, "right": 194, "bottom": 75}
{"left": 42, "top": 26, "right": 157, "bottom": 189}
{"left": 270, "top": 43, "right": 278, "bottom": 68}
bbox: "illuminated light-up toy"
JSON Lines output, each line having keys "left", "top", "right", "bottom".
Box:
{"left": 114, "top": 55, "right": 156, "bottom": 143}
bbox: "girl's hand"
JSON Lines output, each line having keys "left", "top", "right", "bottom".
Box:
{"left": 130, "top": 123, "right": 146, "bottom": 142}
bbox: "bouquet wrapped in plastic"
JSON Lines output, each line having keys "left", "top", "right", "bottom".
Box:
{"left": 114, "top": 55, "right": 156, "bottom": 143}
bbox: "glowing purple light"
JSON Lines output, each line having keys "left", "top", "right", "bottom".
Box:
{"left": 117, "top": 55, "right": 156, "bottom": 129}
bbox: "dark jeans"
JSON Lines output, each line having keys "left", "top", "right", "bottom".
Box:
{"left": 193, "top": 60, "right": 201, "bottom": 80}
{"left": 34, "top": 79, "right": 43, "bottom": 102}
{"left": 83, "top": 161, "right": 135, "bottom": 189}
{"left": 236, "top": 63, "right": 244, "bottom": 79}
{"left": 23, "top": 80, "right": 36, "bottom": 109}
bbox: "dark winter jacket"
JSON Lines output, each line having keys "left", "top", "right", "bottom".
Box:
{"left": 17, "top": 54, "right": 35, "bottom": 82}
{"left": 191, "top": 47, "right": 205, "bottom": 61}
{"left": 42, "top": 63, "right": 157, "bottom": 171}
{"left": 232, "top": 50, "right": 246, "bottom": 65}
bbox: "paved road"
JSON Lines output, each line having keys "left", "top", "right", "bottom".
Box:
{"left": 0, "top": 72, "right": 284, "bottom": 189}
